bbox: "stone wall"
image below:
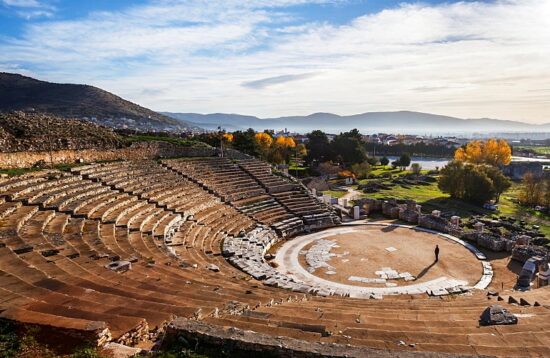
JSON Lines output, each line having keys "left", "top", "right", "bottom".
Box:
{"left": 512, "top": 245, "right": 549, "bottom": 264}
{"left": 163, "top": 318, "right": 445, "bottom": 358}
{"left": 0, "top": 141, "right": 250, "bottom": 169}
{"left": 462, "top": 232, "right": 508, "bottom": 252}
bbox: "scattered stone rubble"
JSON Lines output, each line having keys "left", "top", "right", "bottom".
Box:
{"left": 223, "top": 227, "right": 318, "bottom": 294}
{"left": 479, "top": 304, "right": 518, "bottom": 326}
{"left": 0, "top": 111, "right": 122, "bottom": 153}
{"left": 105, "top": 260, "right": 132, "bottom": 273}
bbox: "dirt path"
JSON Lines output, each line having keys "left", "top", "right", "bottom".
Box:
{"left": 341, "top": 186, "right": 362, "bottom": 202}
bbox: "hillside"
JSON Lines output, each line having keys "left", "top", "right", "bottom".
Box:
{"left": 164, "top": 111, "right": 550, "bottom": 134}
{"left": 0, "top": 72, "right": 198, "bottom": 132}
{"left": 0, "top": 111, "right": 123, "bottom": 152}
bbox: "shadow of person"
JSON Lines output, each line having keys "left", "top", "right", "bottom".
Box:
{"left": 381, "top": 224, "right": 399, "bottom": 233}
{"left": 416, "top": 261, "right": 437, "bottom": 280}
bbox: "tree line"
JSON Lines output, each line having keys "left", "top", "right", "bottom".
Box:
{"left": 195, "top": 129, "right": 306, "bottom": 164}
{"left": 365, "top": 142, "right": 455, "bottom": 157}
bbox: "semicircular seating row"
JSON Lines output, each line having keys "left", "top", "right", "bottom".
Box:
{"left": 0, "top": 159, "right": 549, "bottom": 356}
{"left": 0, "top": 160, "right": 315, "bottom": 347}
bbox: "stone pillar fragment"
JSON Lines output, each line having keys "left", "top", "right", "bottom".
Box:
{"left": 353, "top": 206, "right": 360, "bottom": 220}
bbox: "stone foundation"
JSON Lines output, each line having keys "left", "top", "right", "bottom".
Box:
{"left": 462, "top": 232, "right": 508, "bottom": 252}
{"left": 512, "top": 245, "right": 549, "bottom": 264}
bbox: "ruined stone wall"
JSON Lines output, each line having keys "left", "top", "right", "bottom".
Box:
{"left": 418, "top": 214, "right": 453, "bottom": 233}
{"left": 163, "top": 318, "right": 441, "bottom": 358}
{"left": 0, "top": 141, "right": 251, "bottom": 169}
{"left": 462, "top": 232, "right": 508, "bottom": 252}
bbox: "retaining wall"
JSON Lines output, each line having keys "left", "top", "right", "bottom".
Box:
{"left": 0, "top": 141, "right": 250, "bottom": 169}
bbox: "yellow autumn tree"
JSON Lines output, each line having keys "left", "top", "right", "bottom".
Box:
{"left": 222, "top": 133, "right": 233, "bottom": 143}
{"left": 274, "top": 135, "right": 287, "bottom": 147}
{"left": 254, "top": 132, "right": 273, "bottom": 159}
{"left": 270, "top": 136, "right": 297, "bottom": 163}
{"left": 454, "top": 139, "right": 511, "bottom": 166}
{"left": 255, "top": 132, "right": 273, "bottom": 147}
{"left": 284, "top": 137, "right": 296, "bottom": 148}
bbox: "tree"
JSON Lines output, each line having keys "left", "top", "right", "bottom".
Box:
{"left": 270, "top": 135, "right": 297, "bottom": 163}
{"left": 351, "top": 161, "right": 371, "bottom": 179}
{"left": 439, "top": 161, "right": 508, "bottom": 205}
{"left": 305, "top": 130, "right": 331, "bottom": 163}
{"left": 194, "top": 132, "right": 220, "bottom": 147}
{"left": 317, "top": 161, "right": 340, "bottom": 177}
{"left": 222, "top": 133, "right": 233, "bottom": 143}
{"left": 519, "top": 172, "right": 544, "bottom": 206}
{"left": 295, "top": 143, "right": 307, "bottom": 157}
{"left": 411, "top": 163, "right": 422, "bottom": 175}
{"left": 454, "top": 139, "right": 512, "bottom": 166}
{"left": 330, "top": 129, "right": 366, "bottom": 165}
{"left": 462, "top": 166, "right": 494, "bottom": 205}
{"left": 399, "top": 154, "right": 411, "bottom": 168}
{"left": 481, "top": 165, "right": 511, "bottom": 203}
{"left": 392, "top": 154, "right": 411, "bottom": 170}
{"left": 366, "top": 156, "right": 378, "bottom": 166}
{"left": 380, "top": 156, "right": 389, "bottom": 166}
{"left": 232, "top": 129, "right": 258, "bottom": 156}
{"left": 438, "top": 160, "right": 465, "bottom": 199}
{"left": 399, "top": 154, "right": 411, "bottom": 169}
{"left": 254, "top": 132, "right": 273, "bottom": 159}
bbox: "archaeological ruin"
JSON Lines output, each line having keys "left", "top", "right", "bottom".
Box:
{"left": 0, "top": 149, "right": 549, "bottom": 357}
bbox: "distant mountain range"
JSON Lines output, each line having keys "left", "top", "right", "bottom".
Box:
{"left": 0, "top": 72, "right": 198, "bottom": 132}
{"left": 2, "top": 72, "right": 547, "bottom": 135}
{"left": 164, "top": 111, "right": 550, "bottom": 135}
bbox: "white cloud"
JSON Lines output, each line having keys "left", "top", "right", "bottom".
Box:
{"left": 2, "top": 0, "right": 42, "bottom": 7}
{"left": 242, "top": 72, "right": 320, "bottom": 89}
{"left": 1, "top": 0, "right": 550, "bottom": 123}
{"left": 1, "top": 0, "right": 55, "bottom": 18}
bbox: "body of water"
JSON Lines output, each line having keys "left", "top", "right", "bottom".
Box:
{"left": 386, "top": 156, "right": 449, "bottom": 170}
{"left": 385, "top": 156, "right": 550, "bottom": 170}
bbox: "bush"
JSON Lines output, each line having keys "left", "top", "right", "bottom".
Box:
{"left": 411, "top": 163, "right": 422, "bottom": 175}
{"left": 366, "top": 157, "right": 379, "bottom": 166}
{"left": 351, "top": 161, "right": 371, "bottom": 179}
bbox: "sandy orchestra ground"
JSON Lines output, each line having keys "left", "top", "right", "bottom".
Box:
{"left": 299, "top": 225, "right": 482, "bottom": 288}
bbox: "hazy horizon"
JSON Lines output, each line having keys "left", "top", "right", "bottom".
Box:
{"left": 1, "top": 0, "right": 549, "bottom": 124}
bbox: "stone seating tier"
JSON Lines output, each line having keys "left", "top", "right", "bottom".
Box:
{"left": 164, "top": 158, "right": 339, "bottom": 235}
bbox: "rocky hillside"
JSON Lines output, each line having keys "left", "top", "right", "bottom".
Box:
{"left": 0, "top": 111, "right": 123, "bottom": 152}
{"left": 0, "top": 72, "right": 199, "bottom": 132}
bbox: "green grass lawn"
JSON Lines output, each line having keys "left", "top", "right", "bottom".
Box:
{"left": 123, "top": 134, "right": 209, "bottom": 147}
{"left": 323, "top": 190, "right": 347, "bottom": 199}
{"left": 0, "top": 162, "right": 102, "bottom": 177}
{"left": 362, "top": 181, "right": 489, "bottom": 217}
{"left": 0, "top": 167, "right": 42, "bottom": 176}
{"left": 499, "top": 183, "right": 550, "bottom": 238}
{"left": 361, "top": 166, "right": 430, "bottom": 183}
{"left": 514, "top": 145, "right": 550, "bottom": 156}
{"left": 359, "top": 177, "right": 550, "bottom": 238}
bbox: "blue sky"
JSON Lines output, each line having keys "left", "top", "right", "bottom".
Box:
{"left": 1, "top": 0, "right": 549, "bottom": 123}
